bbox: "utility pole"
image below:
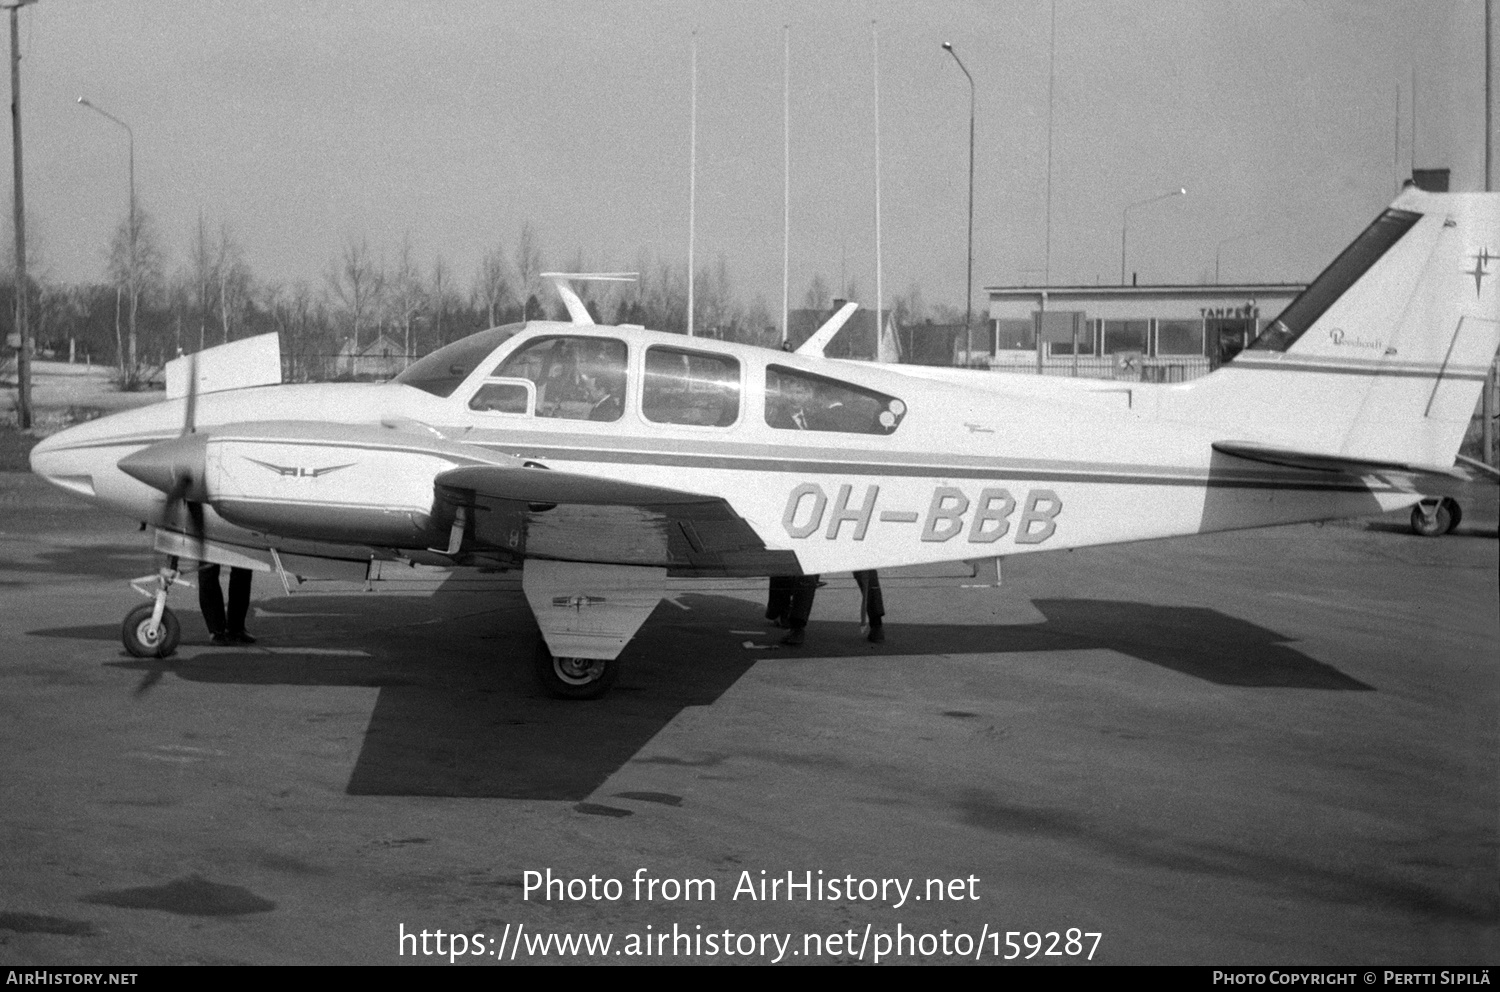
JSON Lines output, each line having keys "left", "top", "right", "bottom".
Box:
{"left": 7, "top": 0, "right": 34, "bottom": 430}
{"left": 1486, "top": 0, "right": 1496, "bottom": 468}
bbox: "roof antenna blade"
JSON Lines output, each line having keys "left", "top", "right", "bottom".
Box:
{"left": 794, "top": 301, "right": 859, "bottom": 357}
{"left": 542, "top": 272, "right": 638, "bottom": 325}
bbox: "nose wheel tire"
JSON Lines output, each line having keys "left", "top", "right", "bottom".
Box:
{"left": 122, "top": 604, "right": 181, "bottom": 659}
{"left": 534, "top": 643, "right": 619, "bottom": 700}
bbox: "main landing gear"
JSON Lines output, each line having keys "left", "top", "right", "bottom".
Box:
{"left": 121, "top": 556, "right": 188, "bottom": 659}
{"left": 1410, "top": 497, "right": 1461, "bottom": 537}
{"left": 533, "top": 643, "right": 620, "bottom": 700}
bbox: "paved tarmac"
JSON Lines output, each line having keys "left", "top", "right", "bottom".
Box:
{"left": 0, "top": 471, "right": 1495, "bottom": 965}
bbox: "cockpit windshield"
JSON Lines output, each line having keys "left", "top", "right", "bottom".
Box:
{"left": 393, "top": 324, "right": 526, "bottom": 397}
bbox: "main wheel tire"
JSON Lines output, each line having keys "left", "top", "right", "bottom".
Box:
{"left": 122, "top": 604, "right": 181, "bottom": 659}
{"left": 533, "top": 643, "right": 619, "bottom": 700}
{"left": 1441, "top": 497, "right": 1463, "bottom": 534}
{"left": 1410, "top": 500, "right": 1452, "bottom": 537}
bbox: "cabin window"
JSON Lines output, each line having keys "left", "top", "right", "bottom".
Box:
{"left": 394, "top": 323, "right": 524, "bottom": 397}
{"left": 643, "top": 347, "right": 740, "bottom": 427}
{"left": 764, "top": 365, "right": 906, "bottom": 435}
{"left": 468, "top": 379, "right": 534, "bottom": 415}
{"left": 490, "top": 336, "right": 628, "bottom": 422}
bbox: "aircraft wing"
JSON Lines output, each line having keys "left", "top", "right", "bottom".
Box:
{"left": 433, "top": 465, "right": 798, "bottom": 576}
{"left": 1211, "top": 441, "right": 1467, "bottom": 478}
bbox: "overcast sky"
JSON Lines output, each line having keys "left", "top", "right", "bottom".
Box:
{"left": 6, "top": 0, "right": 1492, "bottom": 318}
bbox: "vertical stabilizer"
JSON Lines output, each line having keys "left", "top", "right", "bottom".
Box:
{"left": 1194, "top": 190, "right": 1499, "bottom": 470}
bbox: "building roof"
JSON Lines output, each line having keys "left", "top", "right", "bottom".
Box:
{"left": 985, "top": 282, "right": 1304, "bottom": 300}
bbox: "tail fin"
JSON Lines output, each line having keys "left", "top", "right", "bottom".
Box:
{"left": 1196, "top": 189, "right": 1499, "bottom": 472}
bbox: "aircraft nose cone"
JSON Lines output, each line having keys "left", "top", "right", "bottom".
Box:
{"left": 117, "top": 433, "right": 209, "bottom": 501}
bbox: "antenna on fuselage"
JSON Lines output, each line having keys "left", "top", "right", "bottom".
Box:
{"left": 542, "top": 272, "right": 639, "bottom": 325}
{"left": 793, "top": 301, "right": 859, "bottom": 357}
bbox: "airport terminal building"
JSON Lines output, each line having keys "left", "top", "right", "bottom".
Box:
{"left": 976, "top": 283, "right": 1306, "bottom": 381}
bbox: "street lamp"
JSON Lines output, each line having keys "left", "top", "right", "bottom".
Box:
{"left": 942, "top": 42, "right": 975, "bottom": 365}
{"left": 1120, "top": 187, "right": 1185, "bottom": 285}
{"left": 77, "top": 96, "right": 137, "bottom": 369}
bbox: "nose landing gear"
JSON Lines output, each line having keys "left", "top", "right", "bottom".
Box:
{"left": 122, "top": 556, "right": 190, "bottom": 658}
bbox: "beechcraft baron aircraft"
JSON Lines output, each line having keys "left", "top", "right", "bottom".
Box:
{"left": 29, "top": 188, "right": 1500, "bottom": 698}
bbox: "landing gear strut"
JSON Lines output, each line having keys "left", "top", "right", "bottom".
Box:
{"left": 122, "top": 556, "right": 188, "bottom": 658}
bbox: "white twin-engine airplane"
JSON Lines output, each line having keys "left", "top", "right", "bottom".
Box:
{"left": 29, "top": 188, "right": 1500, "bottom": 698}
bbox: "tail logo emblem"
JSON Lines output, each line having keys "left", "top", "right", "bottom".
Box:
{"left": 1468, "top": 247, "right": 1495, "bottom": 298}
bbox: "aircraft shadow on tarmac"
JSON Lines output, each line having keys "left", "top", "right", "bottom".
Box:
{"left": 33, "top": 591, "right": 1369, "bottom": 801}
{"left": 1, "top": 543, "right": 161, "bottom": 583}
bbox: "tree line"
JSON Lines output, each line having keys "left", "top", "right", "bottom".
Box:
{"left": 3, "top": 205, "right": 960, "bottom": 387}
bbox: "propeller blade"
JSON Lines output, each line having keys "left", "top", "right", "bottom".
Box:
{"left": 183, "top": 350, "right": 199, "bottom": 435}
{"left": 185, "top": 498, "right": 206, "bottom": 562}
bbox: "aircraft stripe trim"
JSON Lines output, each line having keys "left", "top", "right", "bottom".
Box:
{"left": 201, "top": 433, "right": 1388, "bottom": 491}
{"left": 59, "top": 431, "right": 1404, "bottom": 492}
{"left": 48, "top": 429, "right": 1260, "bottom": 482}
{"left": 1227, "top": 358, "right": 1490, "bottom": 380}
{"left": 484, "top": 448, "right": 1392, "bottom": 493}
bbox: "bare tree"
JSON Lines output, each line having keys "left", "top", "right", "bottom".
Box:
{"left": 740, "top": 294, "right": 775, "bottom": 347}
{"left": 326, "top": 234, "right": 384, "bottom": 353}
{"left": 645, "top": 258, "right": 687, "bottom": 334}
{"left": 188, "top": 213, "right": 215, "bottom": 352}
{"left": 696, "top": 254, "right": 736, "bottom": 338}
{"left": 513, "top": 221, "right": 544, "bottom": 319}
{"left": 429, "top": 254, "right": 456, "bottom": 347}
{"left": 802, "top": 273, "right": 830, "bottom": 312}
{"left": 473, "top": 246, "right": 511, "bottom": 328}
{"left": 263, "top": 279, "right": 332, "bottom": 381}
{"left": 892, "top": 281, "right": 927, "bottom": 327}
{"left": 389, "top": 233, "right": 426, "bottom": 359}
{"left": 213, "top": 223, "right": 252, "bottom": 344}
{"left": 105, "top": 203, "right": 164, "bottom": 381}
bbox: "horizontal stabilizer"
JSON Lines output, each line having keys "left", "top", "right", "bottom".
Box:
{"left": 1212, "top": 440, "right": 1465, "bottom": 478}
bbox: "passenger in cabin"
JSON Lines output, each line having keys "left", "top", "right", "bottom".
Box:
{"left": 767, "top": 372, "right": 821, "bottom": 431}
{"left": 584, "top": 370, "right": 625, "bottom": 422}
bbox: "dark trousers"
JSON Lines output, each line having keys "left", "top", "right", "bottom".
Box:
{"left": 199, "top": 564, "right": 252, "bottom": 635}
{"left": 853, "top": 570, "right": 884, "bottom": 626}
{"left": 766, "top": 574, "right": 819, "bottom": 630}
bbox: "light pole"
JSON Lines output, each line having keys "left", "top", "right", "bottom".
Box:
{"left": 942, "top": 42, "right": 975, "bottom": 365}
{"left": 1214, "top": 228, "right": 1265, "bottom": 284}
{"left": 1121, "top": 188, "right": 1185, "bottom": 285}
{"left": 77, "top": 96, "right": 137, "bottom": 370}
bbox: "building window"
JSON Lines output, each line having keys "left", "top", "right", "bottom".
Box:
{"left": 1156, "top": 320, "right": 1202, "bottom": 356}
{"left": 1102, "top": 319, "right": 1148, "bottom": 354}
{"left": 992, "top": 318, "right": 1034, "bottom": 350}
{"left": 1050, "top": 318, "right": 1097, "bottom": 356}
